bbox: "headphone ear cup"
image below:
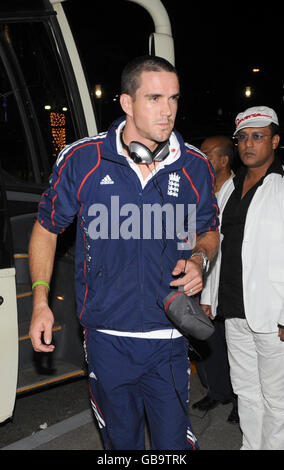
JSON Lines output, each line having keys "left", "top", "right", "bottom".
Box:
{"left": 128, "top": 142, "right": 153, "bottom": 164}
{"left": 120, "top": 131, "right": 169, "bottom": 164}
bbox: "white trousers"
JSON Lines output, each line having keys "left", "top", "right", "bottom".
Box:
{"left": 225, "top": 318, "right": 284, "bottom": 450}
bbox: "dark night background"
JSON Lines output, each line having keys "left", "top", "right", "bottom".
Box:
{"left": 63, "top": 0, "right": 284, "bottom": 143}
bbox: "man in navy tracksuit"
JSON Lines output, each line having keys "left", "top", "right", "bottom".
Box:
{"left": 29, "top": 56, "right": 219, "bottom": 450}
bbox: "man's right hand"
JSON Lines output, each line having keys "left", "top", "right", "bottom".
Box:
{"left": 200, "top": 304, "right": 214, "bottom": 320}
{"left": 28, "top": 220, "right": 58, "bottom": 353}
{"left": 29, "top": 302, "right": 55, "bottom": 353}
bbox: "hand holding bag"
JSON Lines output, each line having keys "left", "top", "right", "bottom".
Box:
{"left": 163, "top": 287, "right": 215, "bottom": 340}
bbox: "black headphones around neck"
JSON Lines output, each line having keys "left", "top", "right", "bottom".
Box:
{"left": 120, "top": 131, "right": 169, "bottom": 164}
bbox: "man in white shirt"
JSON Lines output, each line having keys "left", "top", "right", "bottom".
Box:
{"left": 200, "top": 106, "right": 284, "bottom": 450}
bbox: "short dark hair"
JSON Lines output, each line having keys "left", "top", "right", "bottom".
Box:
{"left": 270, "top": 122, "right": 280, "bottom": 137}
{"left": 120, "top": 55, "right": 178, "bottom": 99}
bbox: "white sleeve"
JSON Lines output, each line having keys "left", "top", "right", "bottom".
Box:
{"left": 200, "top": 271, "right": 212, "bottom": 306}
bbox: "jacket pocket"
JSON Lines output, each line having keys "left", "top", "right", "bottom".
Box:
{"left": 86, "top": 266, "right": 105, "bottom": 311}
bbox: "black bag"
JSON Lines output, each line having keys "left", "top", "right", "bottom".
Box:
{"left": 163, "top": 287, "right": 215, "bottom": 340}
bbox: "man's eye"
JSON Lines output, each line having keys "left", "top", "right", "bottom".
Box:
{"left": 253, "top": 133, "right": 263, "bottom": 140}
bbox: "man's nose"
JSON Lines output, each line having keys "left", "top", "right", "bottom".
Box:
{"left": 161, "top": 100, "right": 172, "bottom": 116}
{"left": 245, "top": 135, "right": 254, "bottom": 147}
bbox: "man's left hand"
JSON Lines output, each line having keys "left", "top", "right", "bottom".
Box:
{"left": 170, "top": 258, "right": 203, "bottom": 296}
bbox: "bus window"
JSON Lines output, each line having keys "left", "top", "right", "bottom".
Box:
{"left": 0, "top": 68, "right": 31, "bottom": 184}
{"left": 0, "top": 21, "right": 77, "bottom": 187}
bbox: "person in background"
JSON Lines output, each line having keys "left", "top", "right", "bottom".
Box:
{"left": 199, "top": 106, "right": 284, "bottom": 450}
{"left": 192, "top": 136, "right": 239, "bottom": 424}
{"left": 201, "top": 136, "right": 235, "bottom": 195}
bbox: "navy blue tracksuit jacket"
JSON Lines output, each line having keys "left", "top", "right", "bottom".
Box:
{"left": 38, "top": 118, "right": 219, "bottom": 333}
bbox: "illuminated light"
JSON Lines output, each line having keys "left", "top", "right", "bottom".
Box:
{"left": 50, "top": 112, "right": 66, "bottom": 126}
{"left": 62, "top": 107, "right": 68, "bottom": 111}
{"left": 244, "top": 86, "right": 252, "bottom": 98}
{"left": 252, "top": 68, "right": 260, "bottom": 73}
{"left": 95, "top": 84, "right": 102, "bottom": 98}
{"left": 50, "top": 112, "right": 66, "bottom": 154}
{"left": 44, "top": 105, "right": 51, "bottom": 110}
{"left": 56, "top": 296, "right": 64, "bottom": 301}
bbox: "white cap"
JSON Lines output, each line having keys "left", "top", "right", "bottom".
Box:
{"left": 234, "top": 106, "right": 279, "bottom": 135}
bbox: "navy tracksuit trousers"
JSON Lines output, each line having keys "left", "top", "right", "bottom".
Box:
{"left": 85, "top": 329, "right": 198, "bottom": 450}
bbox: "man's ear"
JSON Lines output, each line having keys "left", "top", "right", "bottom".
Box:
{"left": 120, "top": 93, "right": 133, "bottom": 117}
{"left": 272, "top": 134, "right": 280, "bottom": 150}
{"left": 220, "top": 155, "right": 229, "bottom": 168}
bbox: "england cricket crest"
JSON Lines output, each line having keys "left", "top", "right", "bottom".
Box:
{"left": 167, "top": 172, "right": 180, "bottom": 197}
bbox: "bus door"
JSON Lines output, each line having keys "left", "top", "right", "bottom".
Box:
{"left": 0, "top": 164, "right": 18, "bottom": 423}
{"left": 0, "top": 0, "right": 91, "bottom": 414}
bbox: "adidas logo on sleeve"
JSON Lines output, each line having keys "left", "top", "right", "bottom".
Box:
{"left": 100, "top": 174, "right": 114, "bottom": 185}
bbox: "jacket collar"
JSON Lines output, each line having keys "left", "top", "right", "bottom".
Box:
{"left": 234, "top": 156, "right": 284, "bottom": 189}
{"left": 101, "top": 116, "right": 186, "bottom": 171}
